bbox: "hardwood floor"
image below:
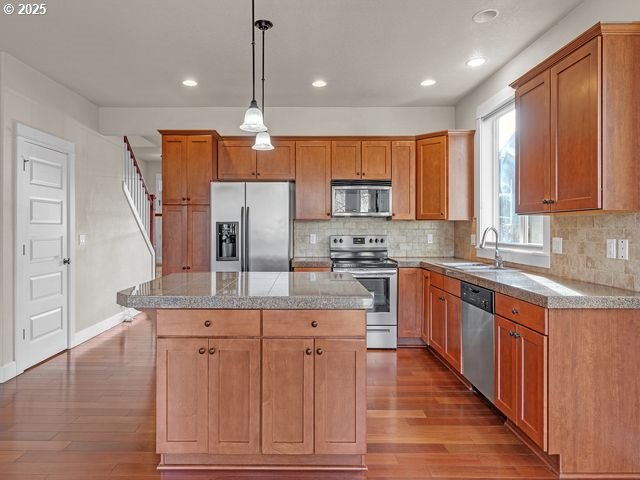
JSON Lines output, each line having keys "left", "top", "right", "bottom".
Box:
{"left": 0, "top": 314, "right": 555, "bottom": 479}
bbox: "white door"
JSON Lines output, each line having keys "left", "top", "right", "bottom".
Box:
{"left": 16, "top": 136, "right": 71, "bottom": 371}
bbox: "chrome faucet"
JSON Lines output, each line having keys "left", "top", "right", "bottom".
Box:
{"left": 480, "top": 227, "right": 504, "bottom": 269}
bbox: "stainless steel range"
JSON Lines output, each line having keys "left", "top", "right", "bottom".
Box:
{"left": 330, "top": 235, "right": 398, "bottom": 349}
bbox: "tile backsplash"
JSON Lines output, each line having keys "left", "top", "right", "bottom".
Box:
{"left": 294, "top": 218, "right": 454, "bottom": 258}
{"left": 454, "top": 213, "right": 640, "bottom": 292}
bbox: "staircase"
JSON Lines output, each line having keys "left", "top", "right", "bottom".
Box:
{"left": 122, "top": 136, "right": 156, "bottom": 265}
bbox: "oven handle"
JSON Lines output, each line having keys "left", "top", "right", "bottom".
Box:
{"left": 333, "top": 269, "right": 397, "bottom": 277}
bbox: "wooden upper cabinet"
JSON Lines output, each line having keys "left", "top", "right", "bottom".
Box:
{"left": 314, "top": 339, "right": 366, "bottom": 455}
{"left": 416, "top": 131, "right": 474, "bottom": 221}
{"left": 218, "top": 140, "right": 257, "bottom": 180}
{"left": 295, "top": 141, "right": 332, "bottom": 220}
{"left": 162, "top": 136, "right": 188, "bottom": 205}
{"left": 162, "top": 205, "right": 187, "bottom": 276}
{"left": 511, "top": 23, "right": 640, "bottom": 213}
{"left": 156, "top": 338, "right": 209, "bottom": 454}
{"left": 443, "top": 292, "right": 462, "bottom": 374}
{"left": 550, "top": 37, "right": 601, "bottom": 212}
{"left": 391, "top": 140, "right": 416, "bottom": 220}
{"left": 187, "top": 205, "right": 210, "bottom": 273}
{"left": 361, "top": 141, "right": 391, "bottom": 180}
{"left": 515, "top": 71, "right": 551, "bottom": 214}
{"left": 257, "top": 140, "right": 295, "bottom": 180}
{"left": 186, "top": 136, "right": 213, "bottom": 204}
{"left": 397, "top": 268, "right": 423, "bottom": 340}
{"left": 331, "top": 140, "right": 361, "bottom": 179}
{"left": 208, "top": 338, "right": 261, "bottom": 454}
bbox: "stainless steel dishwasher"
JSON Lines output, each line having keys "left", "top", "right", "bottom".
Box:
{"left": 461, "top": 282, "right": 494, "bottom": 402}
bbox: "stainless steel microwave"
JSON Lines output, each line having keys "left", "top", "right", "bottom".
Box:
{"left": 331, "top": 181, "right": 392, "bottom": 217}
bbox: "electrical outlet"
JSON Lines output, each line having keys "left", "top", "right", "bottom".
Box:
{"left": 552, "top": 237, "right": 563, "bottom": 254}
{"left": 617, "top": 239, "right": 629, "bottom": 260}
{"left": 470, "top": 234, "right": 476, "bottom": 246}
{"left": 606, "top": 239, "right": 617, "bottom": 259}
{"left": 309, "top": 234, "right": 316, "bottom": 244}
{"left": 427, "top": 234, "right": 434, "bottom": 244}
{"left": 79, "top": 234, "right": 87, "bottom": 246}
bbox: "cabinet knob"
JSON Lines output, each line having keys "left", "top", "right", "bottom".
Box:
{"left": 198, "top": 347, "right": 206, "bottom": 354}
{"left": 513, "top": 332, "right": 521, "bottom": 339}
{"left": 440, "top": 212, "right": 445, "bottom": 216}
{"left": 511, "top": 308, "right": 519, "bottom": 315}
{"left": 509, "top": 331, "right": 515, "bottom": 337}
{"left": 362, "top": 172, "right": 366, "bottom": 176}
{"left": 392, "top": 213, "right": 396, "bottom": 217}
{"left": 182, "top": 266, "right": 187, "bottom": 270}
{"left": 251, "top": 172, "right": 256, "bottom": 176}
{"left": 548, "top": 199, "right": 555, "bottom": 204}
{"left": 356, "top": 172, "right": 360, "bottom": 175}
{"left": 187, "top": 266, "right": 191, "bottom": 270}
{"left": 311, "top": 320, "right": 318, "bottom": 328}
{"left": 439, "top": 295, "right": 445, "bottom": 301}
{"left": 182, "top": 197, "right": 186, "bottom": 201}
{"left": 209, "top": 347, "right": 216, "bottom": 355}
{"left": 305, "top": 348, "right": 313, "bottom": 356}
{"left": 326, "top": 212, "right": 331, "bottom": 216}
{"left": 204, "top": 320, "right": 212, "bottom": 327}
{"left": 316, "top": 348, "right": 323, "bottom": 355}
{"left": 542, "top": 199, "right": 549, "bottom": 205}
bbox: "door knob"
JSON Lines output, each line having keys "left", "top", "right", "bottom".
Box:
{"left": 62, "top": 258, "right": 71, "bottom": 265}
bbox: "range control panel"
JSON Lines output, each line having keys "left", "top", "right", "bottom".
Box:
{"left": 329, "top": 235, "right": 388, "bottom": 250}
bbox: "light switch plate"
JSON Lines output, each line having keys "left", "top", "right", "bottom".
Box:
{"left": 470, "top": 234, "right": 476, "bottom": 246}
{"left": 79, "top": 234, "right": 87, "bottom": 246}
{"left": 617, "top": 239, "right": 629, "bottom": 260}
{"left": 606, "top": 239, "right": 617, "bottom": 259}
{"left": 310, "top": 234, "right": 316, "bottom": 244}
{"left": 552, "top": 237, "right": 563, "bottom": 254}
{"left": 427, "top": 234, "right": 434, "bottom": 244}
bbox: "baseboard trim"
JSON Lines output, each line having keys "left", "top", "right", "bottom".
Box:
{"left": 71, "top": 308, "right": 139, "bottom": 347}
{"left": 0, "top": 361, "right": 18, "bottom": 383}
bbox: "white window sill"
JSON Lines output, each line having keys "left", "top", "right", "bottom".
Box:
{"left": 476, "top": 246, "right": 550, "bottom": 269}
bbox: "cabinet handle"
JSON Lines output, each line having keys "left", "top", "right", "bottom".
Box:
{"left": 509, "top": 331, "right": 515, "bottom": 337}
{"left": 542, "top": 199, "right": 548, "bottom": 204}
{"left": 305, "top": 348, "right": 313, "bottom": 356}
{"left": 198, "top": 347, "right": 206, "bottom": 354}
{"left": 316, "top": 348, "right": 324, "bottom": 355}
{"left": 548, "top": 199, "right": 555, "bottom": 204}
{"left": 311, "top": 320, "right": 318, "bottom": 328}
{"left": 204, "top": 320, "right": 212, "bottom": 327}
{"left": 511, "top": 308, "right": 519, "bottom": 315}
{"left": 209, "top": 347, "right": 216, "bottom": 355}
{"left": 513, "top": 332, "right": 521, "bottom": 339}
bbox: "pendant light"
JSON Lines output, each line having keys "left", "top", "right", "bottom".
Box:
{"left": 240, "top": 0, "right": 267, "bottom": 132}
{"left": 253, "top": 19, "right": 274, "bottom": 151}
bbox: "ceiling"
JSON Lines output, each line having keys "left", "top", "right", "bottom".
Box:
{"left": 0, "top": 0, "right": 582, "bottom": 108}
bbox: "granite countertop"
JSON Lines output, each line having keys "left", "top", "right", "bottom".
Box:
{"left": 393, "top": 257, "right": 640, "bottom": 309}
{"left": 291, "top": 257, "right": 332, "bottom": 268}
{"left": 117, "top": 271, "right": 373, "bottom": 310}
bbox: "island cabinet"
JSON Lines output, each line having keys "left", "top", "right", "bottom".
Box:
{"left": 217, "top": 138, "right": 295, "bottom": 180}
{"left": 416, "top": 130, "right": 474, "bottom": 221}
{"left": 428, "top": 272, "right": 462, "bottom": 373}
{"left": 295, "top": 141, "right": 332, "bottom": 220}
{"left": 511, "top": 23, "right": 640, "bottom": 214}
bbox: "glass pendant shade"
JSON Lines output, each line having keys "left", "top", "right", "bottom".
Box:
{"left": 240, "top": 100, "right": 267, "bottom": 132}
{"left": 252, "top": 130, "right": 274, "bottom": 151}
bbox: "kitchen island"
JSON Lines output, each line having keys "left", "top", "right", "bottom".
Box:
{"left": 117, "top": 271, "right": 372, "bottom": 472}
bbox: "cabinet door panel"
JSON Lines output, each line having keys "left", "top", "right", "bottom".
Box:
{"left": 257, "top": 140, "right": 295, "bottom": 180}
{"left": 331, "top": 140, "right": 361, "bottom": 179}
{"left": 262, "top": 339, "right": 314, "bottom": 454}
{"left": 494, "top": 316, "right": 517, "bottom": 423}
{"left": 550, "top": 37, "right": 601, "bottom": 211}
{"left": 429, "top": 286, "right": 446, "bottom": 355}
{"left": 186, "top": 136, "right": 213, "bottom": 204}
{"left": 397, "top": 268, "right": 423, "bottom": 339}
{"left": 295, "top": 141, "right": 332, "bottom": 220}
{"left": 315, "top": 339, "right": 366, "bottom": 455}
{"left": 156, "top": 338, "right": 208, "bottom": 454}
{"left": 515, "top": 71, "right": 551, "bottom": 214}
{"left": 421, "top": 270, "right": 430, "bottom": 344}
{"left": 218, "top": 141, "right": 257, "bottom": 180}
{"left": 162, "top": 205, "right": 187, "bottom": 275}
{"left": 516, "top": 325, "right": 547, "bottom": 450}
{"left": 391, "top": 140, "right": 416, "bottom": 220}
{"left": 162, "top": 136, "right": 187, "bottom": 204}
{"left": 443, "top": 293, "right": 462, "bottom": 373}
{"left": 209, "top": 339, "right": 260, "bottom": 454}
{"left": 362, "top": 141, "right": 391, "bottom": 180}
{"left": 187, "top": 205, "right": 210, "bottom": 273}
{"left": 416, "top": 136, "right": 447, "bottom": 220}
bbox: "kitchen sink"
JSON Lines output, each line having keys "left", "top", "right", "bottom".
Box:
{"left": 437, "top": 262, "right": 514, "bottom": 272}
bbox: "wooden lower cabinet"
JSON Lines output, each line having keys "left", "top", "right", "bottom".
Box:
{"left": 421, "top": 270, "right": 430, "bottom": 344}
{"left": 443, "top": 292, "right": 461, "bottom": 373}
{"left": 429, "top": 286, "right": 446, "bottom": 355}
{"left": 397, "top": 268, "right": 424, "bottom": 340}
{"left": 494, "top": 315, "right": 547, "bottom": 450}
{"left": 162, "top": 205, "right": 210, "bottom": 275}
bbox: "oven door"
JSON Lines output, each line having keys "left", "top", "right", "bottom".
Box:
{"left": 334, "top": 269, "right": 397, "bottom": 326}
{"left": 332, "top": 186, "right": 392, "bottom": 217}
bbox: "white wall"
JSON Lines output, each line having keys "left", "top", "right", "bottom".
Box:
{"left": 99, "top": 106, "right": 455, "bottom": 137}
{"left": 0, "top": 52, "right": 153, "bottom": 379}
{"left": 455, "top": 0, "right": 640, "bottom": 129}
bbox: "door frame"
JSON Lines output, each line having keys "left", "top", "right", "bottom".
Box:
{"left": 14, "top": 123, "right": 76, "bottom": 375}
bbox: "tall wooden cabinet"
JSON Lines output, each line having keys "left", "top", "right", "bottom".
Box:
{"left": 161, "top": 131, "right": 218, "bottom": 276}
{"left": 512, "top": 23, "right": 640, "bottom": 214}
{"left": 391, "top": 140, "right": 416, "bottom": 220}
{"left": 296, "top": 141, "right": 332, "bottom": 220}
{"left": 416, "top": 130, "right": 474, "bottom": 220}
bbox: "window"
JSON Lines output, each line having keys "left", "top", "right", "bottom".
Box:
{"left": 477, "top": 92, "right": 550, "bottom": 268}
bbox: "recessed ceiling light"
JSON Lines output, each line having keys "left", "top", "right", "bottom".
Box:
{"left": 420, "top": 79, "right": 437, "bottom": 87}
{"left": 182, "top": 79, "right": 198, "bottom": 87}
{"left": 465, "top": 56, "right": 487, "bottom": 67}
{"left": 472, "top": 8, "right": 499, "bottom": 24}
{"left": 312, "top": 80, "right": 327, "bottom": 88}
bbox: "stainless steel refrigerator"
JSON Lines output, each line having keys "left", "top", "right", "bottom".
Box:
{"left": 211, "top": 182, "right": 294, "bottom": 272}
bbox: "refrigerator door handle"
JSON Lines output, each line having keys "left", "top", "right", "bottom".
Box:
{"left": 240, "top": 206, "right": 245, "bottom": 272}
{"left": 245, "top": 206, "right": 250, "bottom": 271}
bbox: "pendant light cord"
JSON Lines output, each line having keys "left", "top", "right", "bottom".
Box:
{"left": 251, "top": 0, "right": 256, "bottom": 103}
{"left": 261, "top": 27, "right": 266, "bottom": 119}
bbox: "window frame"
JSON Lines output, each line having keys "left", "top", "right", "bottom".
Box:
{"left": 475, "top": 88, "right": 550, "bottom": 269}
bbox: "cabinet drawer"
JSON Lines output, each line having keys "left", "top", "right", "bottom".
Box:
{"left": 430, "top": 271, "right": 444, "bottom": 289}
{"left": 495, "top": 294, "right": 547, "bottom": 335}
{"left": 263, "top": 310, "right": 366, "bottom": 337}
{"left": 443, "top": 276, "right": 461, "bottom": 297}
{"left": 156, "top": 310, "right": 261, "bottom": 337}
